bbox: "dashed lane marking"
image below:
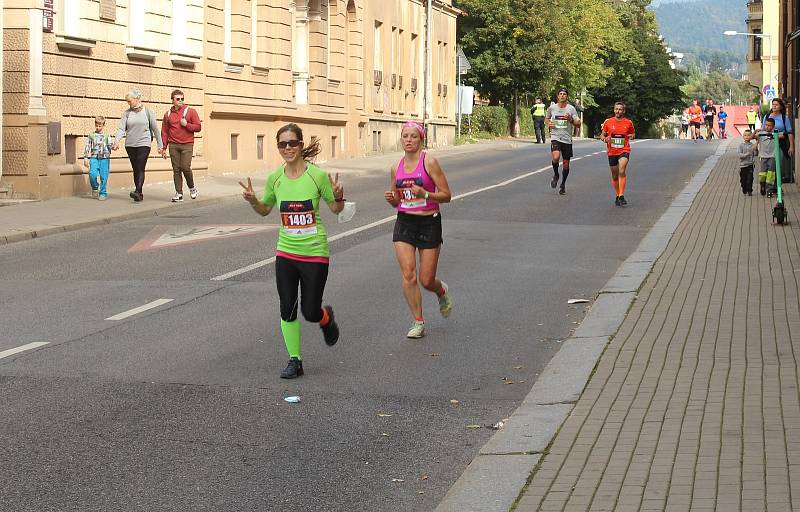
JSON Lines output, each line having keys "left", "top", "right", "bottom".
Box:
{"left": 0, "top": 342, "right": 50, "bottom": 360}
{"left": 106, "top": 298, "right": 174, "bottom": 321}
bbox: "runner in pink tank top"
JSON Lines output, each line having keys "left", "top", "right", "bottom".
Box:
{"left": 384, "top": 121, "right": 454, "bottom": 339}
{"left": 395, "top": 152, "right": 439, "bottom": 213}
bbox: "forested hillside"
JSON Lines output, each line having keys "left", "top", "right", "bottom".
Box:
{"left": 653, "top": 0, "right": 747, "bottom": 72}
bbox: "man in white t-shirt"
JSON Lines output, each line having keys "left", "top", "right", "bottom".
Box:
{"left": 546, "top": 88, "right": 581, "bottom": 195}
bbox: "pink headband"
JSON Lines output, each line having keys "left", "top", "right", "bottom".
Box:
{"left": 402, "top": 121, "right": 425, "bottom": 139}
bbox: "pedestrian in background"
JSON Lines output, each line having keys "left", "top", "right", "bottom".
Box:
{"left": 680, "top": 110, "right": 689, "bottom": 139}
{"left": 738, "top": 129, "right": 757, "bottom": 196}
{"left": 767, "top": 98, "right": 795, "bottom": 183}
{"left": 702, "top": 98, "right": 716, "bottom": 140}
{"left": 161, "top": 89, "right": 202, "bottom": 202}
{"left": 531, "top": 97, "right": 546, "bottom": 144}
{"left": 113, "top": 89, "right": 163, "bottom": 202}
{"left": 717, "top": 106, "right": 728, "bottom": 139}
{"left": 755, "top": 118, "right": 777, "bottom": 197}
{"left": 82, "top": 116, "right": 114, "bottom": 201}
{"left": 746, "top": 105, "right": 758, "bottom": 132}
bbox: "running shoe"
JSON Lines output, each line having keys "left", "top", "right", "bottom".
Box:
{"left": 760, "top": 183, "right": 767, "bottom": 196}
{"left": 320, "top": 305, "right": 339, "bottom": 346}
{"left": 406, "top": 320, "right": 425, "bottom": 339}
{"left": 618, "top": 195, "right": 627, "bottom": 206}
{"left": 551, "top": 175, "right": 559, "bottom": 189}
{"left": 559, "top": 186, "right": 566, "bottom": 195}
{"left": 615, "top": 196, "right": 621, "bottom": 207}
{"left": 99, "top": 195, "right": 107, "bottom": 201}
{"left": 190, "top": 188, "right": 198, "bottom": 199}
{"left": 171, "top": 192, "right": 184, "bottom": 202}
{"left": 438, "top": 282, "right": 453, "bottom": 318}
{"left": 91, "top": 189, "right": 99, "bottom": 198}
{"left": 280, "top": 357, "right": 304, "bottom": 379}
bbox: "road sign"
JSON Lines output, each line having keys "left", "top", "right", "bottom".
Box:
{"left": 129, "top": 224, "right": 278, "bottom": 252}
{"left": 763, "top": 84, "right": 776, "bottom": 100}
{"left": 457, "top": 47, "right": 471, "bottom": 75}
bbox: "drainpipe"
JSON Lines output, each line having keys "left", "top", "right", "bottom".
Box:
{"left": 423, "top": 0, "right": 432, "bottom": 146}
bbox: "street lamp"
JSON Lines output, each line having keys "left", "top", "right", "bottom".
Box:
{"left": 724, "top": 30, "right": 773, "bottom": 104}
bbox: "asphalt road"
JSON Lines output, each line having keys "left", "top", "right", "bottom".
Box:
{"left": 0, "top": 138, "right": 718, "bottom": 511}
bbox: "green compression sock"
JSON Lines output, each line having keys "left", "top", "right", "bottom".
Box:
{"left": 759, "top": 171, "right": 767, "bottom": 183}
{"left": 280, "top": 319, "right": 301, "bottom": 359}
{"left": 766, "top": 171, "right": 776, "bottom": 185}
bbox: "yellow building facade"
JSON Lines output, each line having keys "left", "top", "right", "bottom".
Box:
{"left": 2, "top": 0, "right": 459, "bottom": 199}
{"left": 746, "top": 0, "right": 780, "bottom": 103}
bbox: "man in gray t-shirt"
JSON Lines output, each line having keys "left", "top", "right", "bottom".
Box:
{"left": 545, "top": 88, "right": 581, "bottom": 195}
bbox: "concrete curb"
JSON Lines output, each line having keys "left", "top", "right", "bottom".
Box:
{"left": 434, "top": 139, "right": 732, "bottom": 512}
{"left": 0, "top": 195, "right": 237, "bottom": 245}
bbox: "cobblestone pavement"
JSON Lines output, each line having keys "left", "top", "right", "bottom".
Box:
{"left": 516, "top": 147, "right": 800, "bottom": 512}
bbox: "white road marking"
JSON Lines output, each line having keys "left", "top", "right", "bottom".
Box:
{"left": 211, "top": 143, "right": 640, "bottom": 281}
{"left": 106, "top": 298, "right": 174, "bottom": 321}
{"left": 0, "top": 342, "right": 49, "bottom": 360}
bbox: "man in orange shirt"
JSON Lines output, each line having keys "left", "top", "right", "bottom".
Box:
{"left": 687, "top": 99, "right": 703, "bottom": 142}
{"left": 600, "top": 102, "right": 636, "bottom": 207}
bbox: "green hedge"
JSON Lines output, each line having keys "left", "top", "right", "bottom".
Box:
{"left": 517, "top": 107, "right": 534, "bottom": 137}
{"left": 468, "top": 106, "right": 510, "bottom": 136}
{"left": 459, "top": 105, "right": 534, "bottom": 137}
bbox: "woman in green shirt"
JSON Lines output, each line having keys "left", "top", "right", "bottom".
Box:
{"left": 240, "top": 123, "right": 345, "bottom": 379}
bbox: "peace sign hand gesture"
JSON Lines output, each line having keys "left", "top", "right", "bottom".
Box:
{"left": 329, "top": 172, "right": 344, "bottom": 201}
{"left": 239, "top": 177, "right": 258, "bottom": 205}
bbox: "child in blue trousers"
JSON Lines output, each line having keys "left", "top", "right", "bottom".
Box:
{"left": 83, "top": 116, "right": 114, "bottom": 200}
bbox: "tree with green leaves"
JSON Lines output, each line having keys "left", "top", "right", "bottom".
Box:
{"left": 582, "top": 0, "right": 685, "bottom": 136}
{"left": 455, "top": 0, "right": 635, "bottom": 135}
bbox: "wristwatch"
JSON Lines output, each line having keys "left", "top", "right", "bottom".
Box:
{"left": 424, "top": 191, "right": 430, "bottom": 200}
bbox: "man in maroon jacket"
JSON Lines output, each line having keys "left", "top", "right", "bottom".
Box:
{"left": 161, "top": 89, "right": 202, "bottom": 201}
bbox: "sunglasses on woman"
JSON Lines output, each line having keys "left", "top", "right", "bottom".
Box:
{"left": 277, "top": 139, "right": 303, "bottom": 149}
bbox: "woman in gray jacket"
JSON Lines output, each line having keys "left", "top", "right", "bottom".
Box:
{"left": 113, "top": 89, "right": 164, "bottom": 201}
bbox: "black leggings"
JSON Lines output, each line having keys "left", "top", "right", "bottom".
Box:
{"left": 275, "top": 256, "right": 329, "bottom": 322}
{"left": 126, "top": 146, "right": 151, "bottom": 193}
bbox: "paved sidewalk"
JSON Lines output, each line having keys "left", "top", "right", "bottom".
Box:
{"left": 0, "top": 139, "right": 519, "bottom": 245}
{"left": 514, "top": 146, "right": 800, "bottom": 510}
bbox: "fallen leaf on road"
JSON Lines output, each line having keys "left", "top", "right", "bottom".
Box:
{"left": 418, "top": 491, "right": 425, "bottom": 494}
{"left": 392, "top": 479, "right": 405, "bottom": 483}
{"left": 381, "top": 432, "right": 390, "bottom": 437}
{"left": 568, "top": 298, "right": 590, "bottom": 304}
{"left": 378, "top": 413, "right": 393, "bottom": 417}
{"left": 430, "top": 353, "right": 441, "bottom": 357}
{"left": 505, "top": 381, "right": 515, "bottom": 385}
{"left": 466, "top": 424, "right": 482, "bottom": 429}
{"left": 421, "top": 475, "right": 429, "bottom": 481}
{"left": 513, "top": 366, "right": 524, "bottom": 370}
{"left": 283, "top": 396, "right": 301, "bottom": 403}
{"left": 450, "top": 399, "right": 460, "bottom": 404}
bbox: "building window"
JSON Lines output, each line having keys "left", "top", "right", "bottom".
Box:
{"left": 172, "top": 0, "right": 188, "bottom": 54}
{"left": 65, "top": 135, "right": 78, "bottom": 164}
{"left": 331, "top": 136, "right": 337, "bottom": 158}
{"left": 374, "top": 20, "right": 382, "bottom": 72}
{"left": 231, "top": 133, "right": 239, "bottom": 160}
{"left": 753, "top": 30, "right": 762, "bottom": 60}
{"left": 257, "top": 135, "right": 264, "bottom": 160}
{"left": 128, "top": 0, "right": 145, "bottom": 46}
{"left": 99, "top": 0, "right": 116, "bottom": 22}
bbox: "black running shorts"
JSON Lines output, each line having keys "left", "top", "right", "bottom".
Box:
{"left": 550, "top": 140, "right": 573, "bottom": 160}
{"left": 608, "top": 153, "right": 630, "bottom": 166}
{"left": 392, "top": 212, "right": 443, "bottom": 249}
